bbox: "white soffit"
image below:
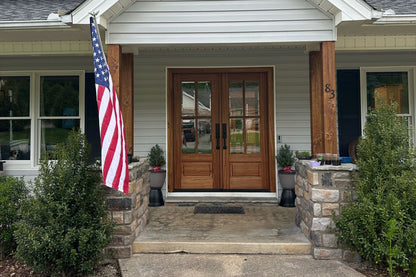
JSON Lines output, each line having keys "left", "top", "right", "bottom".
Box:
{"left": 307, "top": 0, "right": 377, "bottom": 25}
{"left": 71, "top": 0, "right": 136, "bottom": 28}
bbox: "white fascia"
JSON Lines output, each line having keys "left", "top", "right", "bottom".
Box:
{"left": 308, "top": 0, "right": 375, "bottom": 25}
{"left": 0, "top": 20, "right": 69, "bottom": 29}
{"left": 71, "top": 0, "right": 135, "bottom": 28}
{"left": 373, "top": 15, "right": 416, "bottom": 25}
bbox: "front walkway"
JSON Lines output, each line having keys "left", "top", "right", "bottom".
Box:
{"left": 133, "top": 204, "right": 311, "bottom": 254}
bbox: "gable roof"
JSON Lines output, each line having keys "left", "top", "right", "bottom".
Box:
{"left": 365, "top": 0, "right": 416, "bottom": 15}
{"left": 0, "top": 0, "right": 85, "bottom": 21}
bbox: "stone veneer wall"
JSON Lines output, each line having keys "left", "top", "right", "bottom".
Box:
{"left": 295, "top": 160, "right": 359, "bottom": 260}
{"left": 103, "top": 159, "right": 150, "bottom": 259}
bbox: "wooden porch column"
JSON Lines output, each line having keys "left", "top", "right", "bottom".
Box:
{"left": 309, "top": 41, "right": 338, "bottom": 155}
{"left": 121, "top": 53, "right": 134, "bottom": 155}
{"left": 107, "top": 45, "right": 134, "bottom": 155}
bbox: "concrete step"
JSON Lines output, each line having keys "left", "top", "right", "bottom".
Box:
{"left": 133, "top": 240, "right": 311, "bottom": 255}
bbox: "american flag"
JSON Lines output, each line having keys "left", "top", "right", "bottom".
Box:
{"left": 89, "top": 17, "right": 129, "bottom": 194}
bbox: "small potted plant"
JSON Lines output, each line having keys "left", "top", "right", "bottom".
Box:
{"left": 295, "top": 151, "right": 312, "bottom": 160}
{"left": 276, "top": 144, "right": 296, "bottom": 207}
{"left": 147, "top": 144, "right": 166, "bottom": 206}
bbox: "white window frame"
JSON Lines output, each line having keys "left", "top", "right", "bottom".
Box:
{"left": 360, "top": 66, "right": 416, "bottom": 141}
{"left": 0, "top": 70, "right": 85, "bottom": 169}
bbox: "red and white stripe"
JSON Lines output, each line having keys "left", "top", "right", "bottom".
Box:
{"left": 96, "top": 74, "right": 129, "bottom": 194}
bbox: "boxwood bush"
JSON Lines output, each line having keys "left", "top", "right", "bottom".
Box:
{"left": 334, "top": 103, "right": 416, "bottom": 276}
{"left": 14, "top": 130, "right": 113, "bottom": 276}
{"left": 0, "top": 176, "right": 27, "bottom": 258}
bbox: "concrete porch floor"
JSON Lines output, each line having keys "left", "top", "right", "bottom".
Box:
{"left": 133, "top": 204, "right": 311, "bottom": 255}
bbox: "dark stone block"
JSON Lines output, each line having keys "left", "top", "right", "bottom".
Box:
{"left": 295, "top": 212, "right": 302, "bottom": 227}
{"left": 310, "top": 230, "right": 322, "bottom": 247}
{"left": 322, "top": 172, "right": 333, "bottom": 187}
{"left": 107, "top": 197, "right": 132, "bottom": 210}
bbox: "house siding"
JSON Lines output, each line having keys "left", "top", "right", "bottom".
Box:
{"left": 107, "top": 0, "right": 335, "bottom": 45}
{"left": 133, "top": 47, "right": 311, "bottom": 158}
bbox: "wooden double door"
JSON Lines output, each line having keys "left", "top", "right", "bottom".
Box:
{"left": 168, "top": 68, "right": 275, "bottom": 191}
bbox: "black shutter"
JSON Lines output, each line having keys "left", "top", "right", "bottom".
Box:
{"left": 85, "top": 73, "right": 101, "bottom": 161}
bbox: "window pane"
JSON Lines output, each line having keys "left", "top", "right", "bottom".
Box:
{"left": 245, "top": 81, "right": 259, "bottom": 116}
{"left": 229, "top": 81, "right": 243, "bottom": 116}
{"left": 197, "top": 82, "right": 211, "bottom": 116}
{"left": 367, "top": 72, "right": 409, "bottom": 114}
{"left": 198, "top": 119, "right": 211, "bottom": 154}
{"left": 182, "top": 82, "right": 195, "bottom": 117}
{"left": 0, "top": 119, "right": 30, "bottom": 160}
{"left": 230, "top": 118, "right": 244, "bottom": 154}
{"left": 0, "top": 76, "right": 30, "bottom": 117}
{"left": 41, "top": 119, "right": 80, "bottom": 155}
{"left": 246, "top": 118, "right": 260, "bottom": 154}
{"left": 182, "top": 119, "right": 195, "bottom": 153}
{"left": 40, "top": 76, "right": 79, "bottom": 117}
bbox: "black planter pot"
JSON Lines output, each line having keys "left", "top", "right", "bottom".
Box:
{"left": 149, "top": 170, "right": 166, "bottom": 206}
{"left": 278, "top": 170, "right": 296, "bottom": 207}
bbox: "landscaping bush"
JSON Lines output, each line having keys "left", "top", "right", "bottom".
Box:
{"left": 334, "top": 103, "right": 416, "bottom": 276}
{"left": 14, "top": 130, "right": 113, "bottom": 276}
{"left": 0, "top": 176, "right": 27, "bottom": 258}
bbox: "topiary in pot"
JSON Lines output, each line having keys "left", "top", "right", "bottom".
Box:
{"left": 276, "top": 144, "right": 296, "bottom": 207}
{"left": 147, "top": 144, "right": 166, "bottom": 206}
{"left": 148, "top": 144, "right": 166, "bottom": 172}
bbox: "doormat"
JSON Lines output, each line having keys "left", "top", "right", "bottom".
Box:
{"left": 194, "top": 206, "right": 245, "bottom": 214}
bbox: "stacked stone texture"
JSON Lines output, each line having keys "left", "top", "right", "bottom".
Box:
{"left": 295, "top": 160, "right": 359, "bottom": 261}
{"left": 103, "top": 159, "right": 150, "bottom": 259}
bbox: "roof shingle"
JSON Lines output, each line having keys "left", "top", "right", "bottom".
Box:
{"left": 365, "top": 0, "right": 416, "bottom": 15}
{"left": 0, "top": 0, "right": 85, "bottom": 21}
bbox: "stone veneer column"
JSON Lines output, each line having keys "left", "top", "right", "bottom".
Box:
{"left": 295, "top": 160, "right": 359, "bottom": 261}
{"left": 103, "top": 159, "right": 150, "bottom": 259}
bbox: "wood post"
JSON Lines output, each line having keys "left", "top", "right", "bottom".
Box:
{"left": 309, "top": 41, "right": 338, "bottom": 155}
{"left": 107, "top": 45, "right": 134, "bottom": 155}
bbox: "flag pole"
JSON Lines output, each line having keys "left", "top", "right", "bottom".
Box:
{"left": 89, "top": 12, "right": 108, "bottom": 65}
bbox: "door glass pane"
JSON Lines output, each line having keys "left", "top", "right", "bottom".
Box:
{"left": 367, "top": 72, "right": 409, "bottom": 114}
{"left": 0, "top": 76, "right": 30, "bottom": 117}
{"left": 198, "top": 119, "right": 211, "bottom": 154}
{"left": 182, "top": 119, "right": 195, "bottom": 153}
{"left": 230, "top": 118, "right": 244, "bottom": 154}
{"left": 197, "top": 82, "right": 211, "bottom": 116}
{"left": 246, "top": 118, "right": 260, "bottom": 154}
{"left": 40, "top": 76, "right": 79, "bottom": 117}
{"left": 41, "top": 119, "right": 80, "bottom": 156}
{"left": 182, "top": 82, "right": 195, "bottom": 116}
{"left": 245, "top": 81, "right": 259, "bottom": 116}
{"left": 229, "top": 81, "right": 243, "bottom": 116}
{"left": 0, "top": 119, "right": 30, "bottom": 160}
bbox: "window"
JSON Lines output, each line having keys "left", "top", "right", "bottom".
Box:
{"left": 360, "top": 67, "right": 415, "bottom": 140}
{"left": 0, "top": 71, "right": 84, "bottom": 166}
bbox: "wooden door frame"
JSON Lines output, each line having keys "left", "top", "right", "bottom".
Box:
{"left": 167, "top": 67, "right": 276, "bottom": 192}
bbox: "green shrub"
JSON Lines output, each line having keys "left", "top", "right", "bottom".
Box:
{"left": 148, "top": 144, "right": 166, "bottom": 167}
{"left": 14, "top": 130, "right": 113, "bottom": 276}
{"left": 334, "top": 103, "right": 416, "bottom": 275}
{"left": 0, "top": 176, "right": 27, "bottom": 257}
{"left": 276, "top": 144, "right": 295, "bottom": 169}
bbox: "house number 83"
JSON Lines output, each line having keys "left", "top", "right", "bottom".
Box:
{"left": 325, "top": 84, "right": 335, "bottom": 99}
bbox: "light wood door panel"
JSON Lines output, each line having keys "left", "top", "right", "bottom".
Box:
{"left": 169, "top": 68, "right": 274, "bottom": 191}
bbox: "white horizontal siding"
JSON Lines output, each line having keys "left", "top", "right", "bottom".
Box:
{"left": 133, "top": 47, "right": 311, "bottom": 158}
{"left": 107, "top": 0, "right": 334, "bottom": 45}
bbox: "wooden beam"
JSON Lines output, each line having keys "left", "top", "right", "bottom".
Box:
{"left": 321, "top": 41, "right": 338, "bottom": 154}
{"left": 121, "top": 53, "right": 134, "bottom": 155}
{"left": 107, "top": 44, "right": 122, "bottom": 98}
{"left": 309, "top": 51, "right": 324, "bottom": 156}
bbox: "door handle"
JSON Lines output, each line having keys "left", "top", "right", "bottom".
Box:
{"left": 222, "top": 123, "right": 227, "bottom": 150}
{"left": 215, "top": 123, "right": 220, "bottom": 150}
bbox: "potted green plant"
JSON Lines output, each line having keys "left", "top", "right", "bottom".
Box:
{"left": 295, "top": 151, "right": 312, "bottom": 160}
{"left": 147, "top": 144, "right": 166, "bottom": 206}
{"left": 276, "top": 144, "right": 296, "bottom": 207}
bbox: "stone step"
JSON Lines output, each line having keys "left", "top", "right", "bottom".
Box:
{"left": 133, "top": 240, "right": 311, "bottom": 255}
